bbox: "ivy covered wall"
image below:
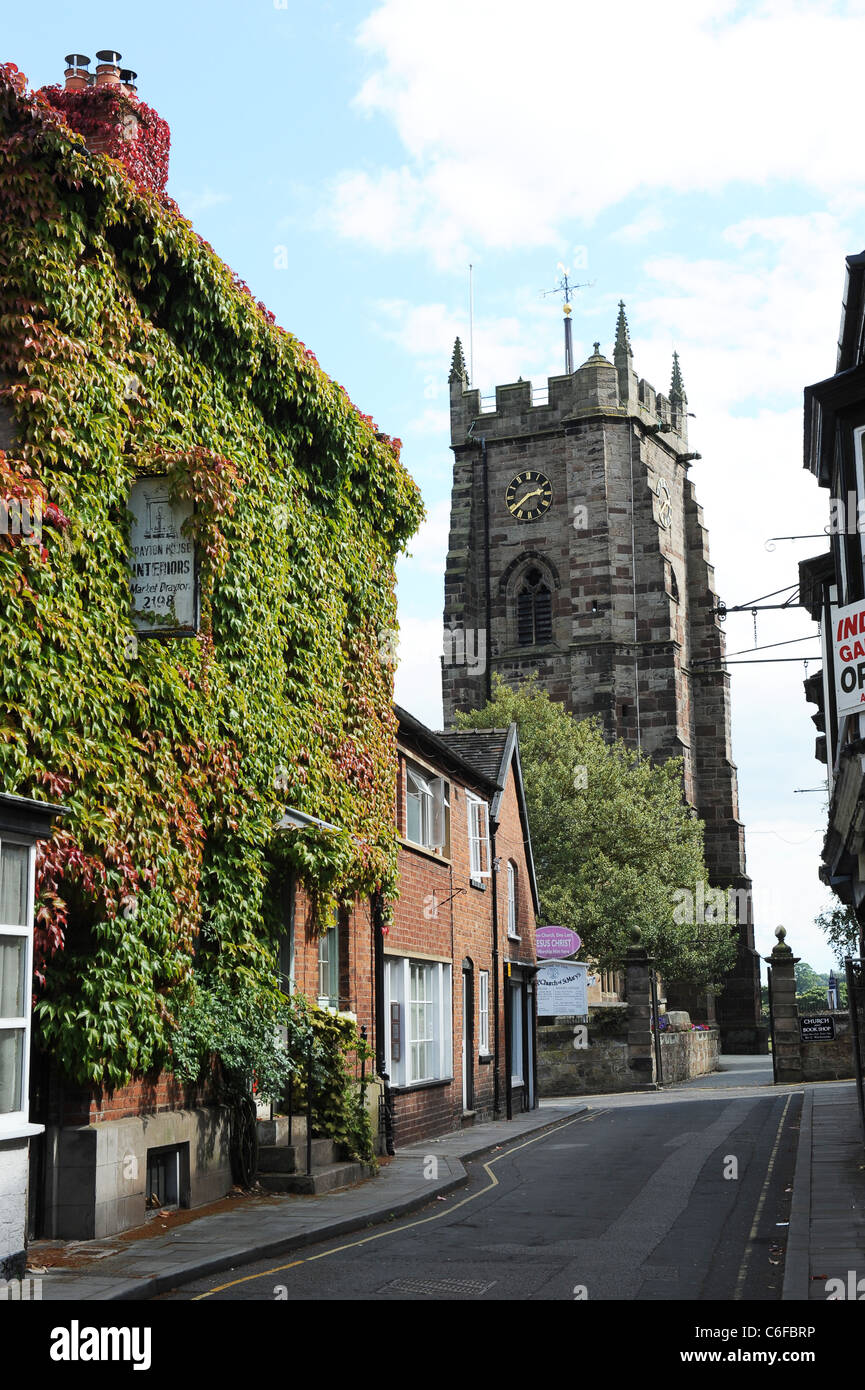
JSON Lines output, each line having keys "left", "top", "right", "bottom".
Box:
{"left": 0, "top": 64, "right": 423, "bottom": 1088}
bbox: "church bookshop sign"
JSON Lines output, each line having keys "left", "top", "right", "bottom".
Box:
{"left": 128, "top": 480, "right": 199, "bottom": 638}
{"left": 537, "top": 961, "right": 588, "bottom": 1018}
{"left": 799, "top": 1015, "right": 835, "bottom": 1042}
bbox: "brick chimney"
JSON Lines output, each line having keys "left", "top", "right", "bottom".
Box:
{"left": 42, "top": 52, "right": 169, "bottom": 196}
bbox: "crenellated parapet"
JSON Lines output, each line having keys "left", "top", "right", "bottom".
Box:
{"left": 449, "top": 305, "right": 688, "bottom": 453}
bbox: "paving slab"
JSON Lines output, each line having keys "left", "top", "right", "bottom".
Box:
{"left": 784, "top": 1081, "right": 865, "bottom": 1302}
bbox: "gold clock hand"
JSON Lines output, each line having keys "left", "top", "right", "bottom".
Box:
{"left": 515, "top": 488, "right": 541, "bottom": 509}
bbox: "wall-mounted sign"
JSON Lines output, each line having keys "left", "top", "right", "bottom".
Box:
{"left": 129, "top": 479, "right": 198, "bottom": 638}
{"left": 800, "top": 1014, "right": 836, "bottom": 1042}
{"left": 830, "top": 597, "right": 865, "bottom": 719}
{"left": 536, "top": 925, "right": 581, "bottom": 959}
{"left": 537, "top": 961, "right": 588, "bottom": 1017}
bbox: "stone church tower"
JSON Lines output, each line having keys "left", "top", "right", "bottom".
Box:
{"left": 441, "top": 304, "right": 763, "bottom": 1051}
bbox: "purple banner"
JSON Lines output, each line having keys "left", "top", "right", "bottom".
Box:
{"left": 535, "top": 925, "right": 581, "bottom": 959}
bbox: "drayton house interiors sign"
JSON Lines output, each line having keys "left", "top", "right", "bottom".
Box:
{"left": 128, "top": 479, "right": 199, "bottom": 638}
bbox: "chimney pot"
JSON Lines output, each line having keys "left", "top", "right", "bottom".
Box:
{"left": 63, "top": 52, "right": 92, "bottom": 91}
{"left": 95, "top": 49, "right": 123, "bottom": 85}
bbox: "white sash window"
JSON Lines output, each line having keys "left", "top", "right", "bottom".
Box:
{"left": 0, "top": 838, "right": 34, "bottom": 1130}
{"left": 467, "top": 794, "right": 490, "bottom": 881}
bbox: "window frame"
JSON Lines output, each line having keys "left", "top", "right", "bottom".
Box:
{"left": 0, "top": 834, "right": 35, "bottom": 1134}
{"left": 466, "top": 793, "right": 491, "bottom": 883}
{"left": 506, "top": 860, "right": 519, "bottom": 939}
{"left": 384, "top": 956, "right": 453, "bottom": 1088}
{"left": 317, "top": 916, "right": 340, "bottom": 1010}
{"left": 478, "top": 970, "right": 490, "bottom": 1056}
{"left": 404, "top": 763, "right": 449, "bottom": 854}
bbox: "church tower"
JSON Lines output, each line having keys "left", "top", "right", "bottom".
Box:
{"left": 441, "top": 305, "right": 763, "bottom": 1052}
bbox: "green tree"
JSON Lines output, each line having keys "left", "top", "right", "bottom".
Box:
{"left": 815, "top": 903, "right": 861, "bottom": 964}
{"left": 456, "top": 678, "right": 737, "bottom": 988}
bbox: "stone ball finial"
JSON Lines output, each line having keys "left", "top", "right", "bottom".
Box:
{"left": 629, "top": 926, "right": 642, "bottom": 945}
{"left": 775, "top": 925, "right": 786, "bottom": 943}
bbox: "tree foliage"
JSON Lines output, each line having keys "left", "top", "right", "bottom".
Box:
{"left": 815, "top": 903, "right": 861, "bottom": 965}
{"left": 456, "top": 678, "right": 737, "bottom": 988}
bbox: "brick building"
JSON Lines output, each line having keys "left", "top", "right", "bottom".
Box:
{"left": 441, "top": 308, "right": 763, "bottom": 1051}
{"left": 0, "top": 56, "right": 422, "bottom": 1240}
{"left": 384, "top": 707, "right": 539, "bottom": 1145}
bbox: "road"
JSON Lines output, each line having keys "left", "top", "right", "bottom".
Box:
{"left": 161, "top": 1065, "right": 801, "bottom": 1302}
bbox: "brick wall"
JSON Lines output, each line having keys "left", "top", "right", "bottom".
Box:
{"left": 387, "top": 741, "right": 536, "bottom": 1147}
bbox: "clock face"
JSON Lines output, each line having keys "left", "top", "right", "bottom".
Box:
{"left": 506, "top": 470, "right": 553, "bottom": 521}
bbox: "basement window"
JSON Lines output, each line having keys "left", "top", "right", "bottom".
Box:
{"left": 145, "top": 1143, "right": 188, "bottom": 1214}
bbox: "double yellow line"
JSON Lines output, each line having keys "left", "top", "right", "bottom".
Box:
{"left": 193, "top": 1108, "right": 607, "bottom": 1299}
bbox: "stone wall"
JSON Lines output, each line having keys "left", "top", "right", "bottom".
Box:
{"left": 51, "top": 1105, "right": 232, "bottom": 1240}
{"left": 801, "top": 1012, "right": 856, "bottom": 1082}
{"left": 538, "top": 1009, "right": 630, "bottom": 1096}
{"left": 659, "top": 1027, "right": 719, "bottom": 1083}
{"left": 538, "top": 1009, "right": 720, "bottom": 1096}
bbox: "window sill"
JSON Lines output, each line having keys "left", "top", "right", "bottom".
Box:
{"left": 507, "top": 932, "right": 521, "bottom": 942}
{"left": 391, "top": 1077, "right": 454, "bottom": 1094}
{"left": 398, "top": 837, "right": 451, "bottom": 867}
{"left": 0, "top": 1121, "right": 44, "bottom": 1143}
{"left": 469, "top": 878, "right": 486, "bottom": 891}
{"left": 478, "top": 1052, "right": 493, "bottom": 1065}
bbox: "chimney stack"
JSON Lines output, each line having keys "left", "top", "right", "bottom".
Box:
{"left": 63, "top": 54, "right": 91, "bottom": 91}
{"left": 46, "top": 51, "right": 170, "bottom": 196}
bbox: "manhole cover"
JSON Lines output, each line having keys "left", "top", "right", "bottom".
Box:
{"left": 379, "top": 1276, "right": 496, "bottom": 1297}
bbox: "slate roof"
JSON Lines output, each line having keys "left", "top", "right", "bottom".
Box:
{"left": 435, "top": 730, "right": 510, "bottom": 785}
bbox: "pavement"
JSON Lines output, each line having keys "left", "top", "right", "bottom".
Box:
{"left": 782, "top": 1081, "right": 865, "bottom": 1301}
{"left": 23, "top": 1101, "right": 589, "bottom": 1302}
{"left": 15, "top": 1059, "right": 865, "bottom": 1302}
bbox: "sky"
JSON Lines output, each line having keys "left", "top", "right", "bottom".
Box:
{"left": 7, "top": 0, "right": 863, "bottom": 975}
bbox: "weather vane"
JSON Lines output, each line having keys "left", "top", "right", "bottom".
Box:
{"left": 542, "top": 264, "right": 594, "bottom": 373}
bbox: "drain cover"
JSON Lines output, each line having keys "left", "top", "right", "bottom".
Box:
{"left": 379, "top": 1276, "right": 496, "bottom": 1297}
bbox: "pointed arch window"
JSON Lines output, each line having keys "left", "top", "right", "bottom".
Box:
{"left": 516, "top": 567, "right": 552, "bottom": 646}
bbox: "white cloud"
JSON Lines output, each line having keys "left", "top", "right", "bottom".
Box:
{"left": 612, "top": 208, "right": 668, "bottom": 244}
{"left": 328, "top": 0, "right": 865, "bottom": 262}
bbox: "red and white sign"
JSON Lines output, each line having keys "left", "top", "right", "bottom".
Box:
{"left": 832, "top": 598, "right": 865, "bottom": 719}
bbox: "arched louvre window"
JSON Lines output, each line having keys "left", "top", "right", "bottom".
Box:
{"left": 516, "top": 567, "right": 552, "bottom": 646}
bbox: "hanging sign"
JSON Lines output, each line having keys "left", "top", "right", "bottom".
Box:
{"left": 831, "top": 597, "right": 865, "bottom": 719}
{"left": 129, "top": 479, "right": 199, "bottom": 638}
{"left": 537, "top": 960, "right": 588, "bottom": 1016}
{"left": 535, "top": 925, "right": 581, "bottom": 959}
